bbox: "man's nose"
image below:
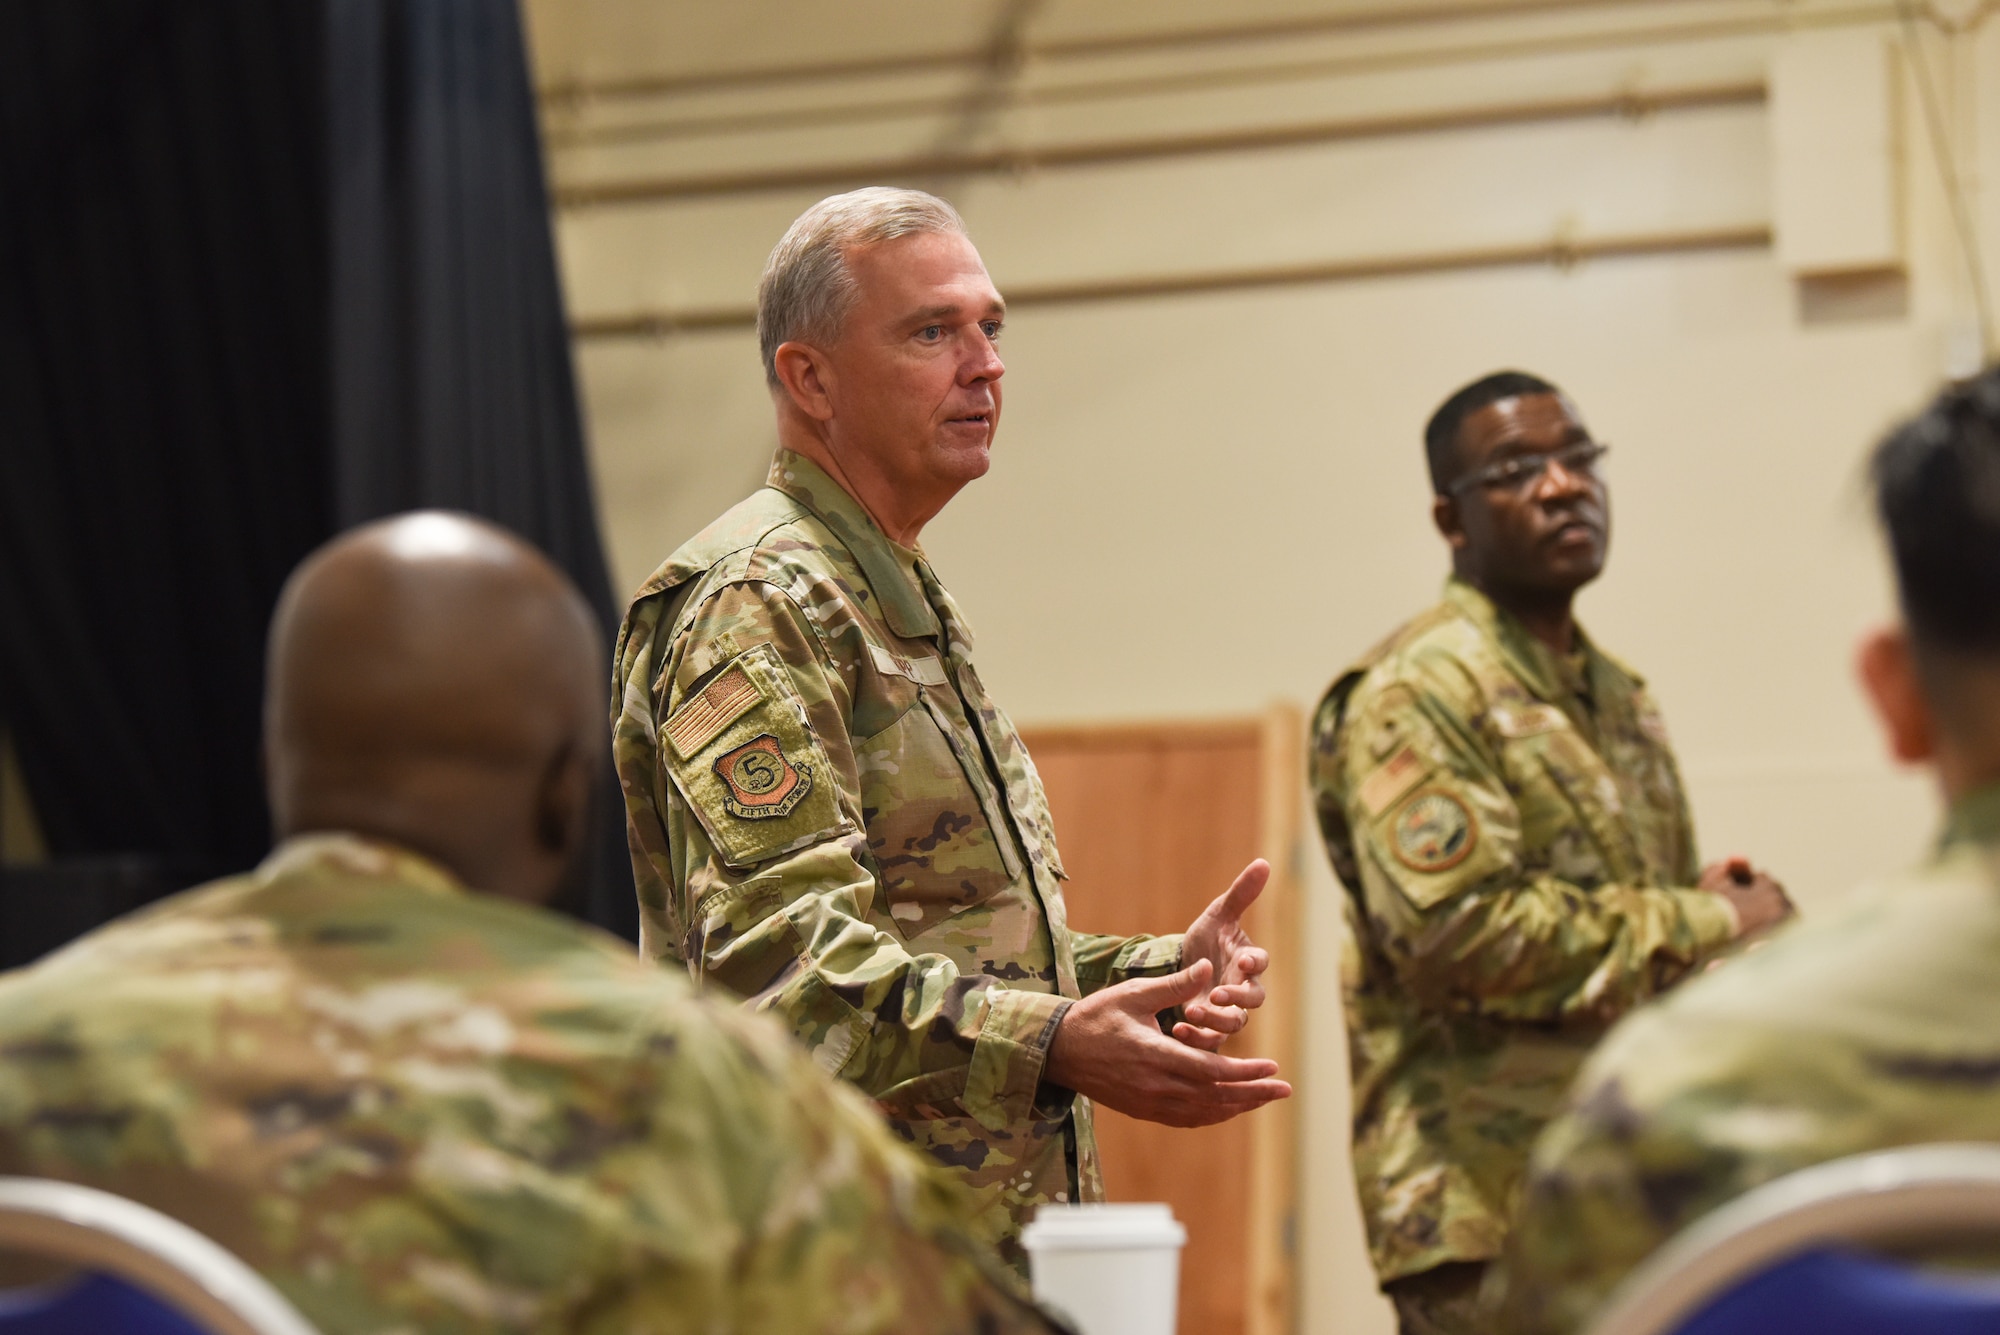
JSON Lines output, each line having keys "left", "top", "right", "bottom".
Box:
{"left": 1534, "top": 455, "right": 1593, "bottom": 501}
{"left": 961, "top": 333, "right": 1004, "bottom": 383}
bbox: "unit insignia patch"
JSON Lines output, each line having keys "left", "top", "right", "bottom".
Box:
{"left": 1391, "top": 789, "right": 1477, "bottom": 873}
{"left": 714, "top": 733, "right": 813, "bottom": 820}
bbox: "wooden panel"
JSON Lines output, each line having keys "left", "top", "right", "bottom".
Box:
{"left": 1022, "top": 711, "right": 1300, "bottom": 1335}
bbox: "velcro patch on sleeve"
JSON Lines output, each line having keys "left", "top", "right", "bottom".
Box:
{"left": 662, "top": 642, "right": 850, "bottom": 868}
{"left": 1359, "top": 745, "right": 1429, "bottom": 818}
{"left": 665, "top": 662, "right": 762, "bottom": 758}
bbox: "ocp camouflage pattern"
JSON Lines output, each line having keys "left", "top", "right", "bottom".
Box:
{"left": 612, "top": 449, "right": 1181, "bottom": 1273}
{"left": 1496, "top": 784, "right": 2000, "bottom": 1333}
{"left": 1309, "top": 579, "right": 1737, "bottom": 1287}
{"left": 0, "top": 833, "right": 1058, "bottom": 1334}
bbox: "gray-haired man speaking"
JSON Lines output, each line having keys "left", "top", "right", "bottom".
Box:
{"left": 611, "top": 187, "right": 1290, "bottom": 1273}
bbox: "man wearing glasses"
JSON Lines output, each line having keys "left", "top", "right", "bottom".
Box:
{"left": 1308, "top": 371, "right": 1792, "bottom": 1335}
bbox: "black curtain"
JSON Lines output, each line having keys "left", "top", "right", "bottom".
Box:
{"left": 0, "top": 0, "right": 635, "bottom": 960}
{"left": 0, "top": 2, "right": 331, "bottom": 889}
{"left": 323, "top": 0, "right": 635, "bottom": 939}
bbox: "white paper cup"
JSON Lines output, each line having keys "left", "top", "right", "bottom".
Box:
{"left": 1021, "top": 1203, "right": 1187, "bottom": 1335}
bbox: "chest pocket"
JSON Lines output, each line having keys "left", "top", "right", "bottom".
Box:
{"left": 1495, "top": 703, "right": 1643, "bottom": 885}
{"left": 854, "top": 671, "right": 1023, "bottom": 940}
{"left": 955, "top": 659, "right": 1066, "bottom": 883}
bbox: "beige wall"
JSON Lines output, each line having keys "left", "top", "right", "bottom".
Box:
{"left": 533, "top": 3, "right": 2000, "bottom": 1330}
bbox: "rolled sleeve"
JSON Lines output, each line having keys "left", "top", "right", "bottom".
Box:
{"left": 1671, "top": 886, "right": 1740, "bottom": 957}
{"left": 964, "top": 988, "right": 1072, "bottom": 1133}
{"left": 1071, "top": 931, "right": 1183, "bottom": 994}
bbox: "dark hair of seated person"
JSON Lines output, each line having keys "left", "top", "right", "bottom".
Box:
{"left": 1872, "top": 368, "right": 2000, "bottom": 660}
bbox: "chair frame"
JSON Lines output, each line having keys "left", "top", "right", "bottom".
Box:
{"left": 1586, "top": 1144, "right": 2000, "bottom": 1335}
{"left": 0, "top": 1177, "right": 317, "bottom": 1335}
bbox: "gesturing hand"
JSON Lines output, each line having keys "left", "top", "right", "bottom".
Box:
{"left": 1174, "top": 859, "right": 1274, "bottom": 1052}
{"left": 1043, "top": 959, "right": 1292, "bottom": 1128}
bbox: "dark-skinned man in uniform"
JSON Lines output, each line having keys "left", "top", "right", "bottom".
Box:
{"left": 0, "top": 513, "right": 1059, "bottom": 1334}
{"left": 1308, "top": 371, "right": 1794, "bottom": 1334}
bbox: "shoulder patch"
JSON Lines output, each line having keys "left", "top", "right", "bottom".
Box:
{"left": 1390, "top": 789, "right": 1477, "bottom": 874}
{"left": 666, "top": 662, "right": 762, "bottom": 757}
{"left": 1359, "top": 746, "right": 1428, "bottom": 818}
{"left": 661, "top": 642, "right": 850, "bottom": 868}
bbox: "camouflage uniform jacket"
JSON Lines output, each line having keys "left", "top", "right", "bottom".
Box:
{"left": 1309, "top": 578, "right": 1738, "bottom": 1285}
{"left": 612, "top": 449, "right": 1181, "bottom": 1271}
{"left": 1497, "top": 784, "right": 2000, "bottom": 1333}
{"left": 0, "top": 833, "right": 1060, "bottom": 1335}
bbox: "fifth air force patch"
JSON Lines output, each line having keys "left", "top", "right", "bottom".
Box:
{"left": 714, "top": 734, "right": 814, "bottom": 820}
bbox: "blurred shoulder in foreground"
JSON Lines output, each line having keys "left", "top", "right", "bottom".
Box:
{"left": 0, "top": 511, "right": 1053, "bottom": 1334}
{"left": 1496, "top": 367, "right": 2000, "bottom": 1333}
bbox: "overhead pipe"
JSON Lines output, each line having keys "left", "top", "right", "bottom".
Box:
{"left": 536, "top": 0, "right": 1985, "bottom": 109}
{"left": 569, "top": 222, "right": 1773, "bottom": 341}
{"left": 546, "top": 6, "right": 1882, "bottom": 150}
{"left": 537, "top": 0, "right": 1678, "bottom": 104}
{"left": 552, "top": 80, "right": 1764, "bottom": 209}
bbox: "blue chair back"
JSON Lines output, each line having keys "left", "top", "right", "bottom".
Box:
{"left": 0, "top": 1271, "right": 212, "bottom": 1335}
{"left": 1678, "top": 1247, "right": 2000, "bottom": 1335}
{"left": 0, "top": 1179, "right": 316, "bottom": 1335}
{"left": 1587, "top": 1146, "right": 2000, "bottom": 1335}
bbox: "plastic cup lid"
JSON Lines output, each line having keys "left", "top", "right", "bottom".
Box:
{"left": 1021, "top": 1203, "right": 1188, "bottom": 1251}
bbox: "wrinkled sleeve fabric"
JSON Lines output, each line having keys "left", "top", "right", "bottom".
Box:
{"left": 1336, "top": 656, "right": 1737, "bottom": 1026}
{"left": 1069, "top": 931, "right": 1183, "bottom": 995}
{"left": 614, "top": 575, "right": 1069, "bottom": 1134}
{"left": 612, "top": 991, "right": 1063, "bottom": 1334}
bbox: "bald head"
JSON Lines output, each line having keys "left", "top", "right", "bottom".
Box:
{"left": 265, "top": 513, "right": 605, "bottom": 903}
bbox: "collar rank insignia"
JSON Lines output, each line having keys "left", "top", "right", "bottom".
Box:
{"left": 1391, "top": 790, "right": 1476, "bottom": 874}
{"left": 715, "top": 734, "right": 814, "bottom": 820}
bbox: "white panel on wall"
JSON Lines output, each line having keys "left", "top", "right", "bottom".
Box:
{"left": 1771, "top": 30, "right": 1903, "bottom": 275}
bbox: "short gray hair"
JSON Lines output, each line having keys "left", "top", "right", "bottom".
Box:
{"left": 756, "top": 187, "right": 967, "bottom": 388}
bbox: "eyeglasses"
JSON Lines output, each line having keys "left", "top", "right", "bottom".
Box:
{"left": 1448, "top": 440, "right": 1609, "bottom": 497}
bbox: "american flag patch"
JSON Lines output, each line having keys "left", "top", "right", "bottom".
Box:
{"left": 666, "top": 664, "right": 762, "bottom": 758}
{"left": 1359, "top": 745, "right": 1427, "bottom": 818}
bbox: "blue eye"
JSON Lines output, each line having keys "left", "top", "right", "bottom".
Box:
{"left": 917, "top": 325, "right": 943, "bottom": 341}
{"left": 982, "top": 321, "right": 1004, "bottom": 340}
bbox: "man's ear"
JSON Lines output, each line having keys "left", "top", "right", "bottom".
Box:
{"left": 1857, "top": 625, "right": 1936, "bottom": 764}
{"left": 773, "top": 341, "right": 836, "bottom": 423}
{"left": 1432, "top": 493, "right": 1468, "bottom": 553}
{"left": 534, "top": 742, "right": 595, "bottom": 861}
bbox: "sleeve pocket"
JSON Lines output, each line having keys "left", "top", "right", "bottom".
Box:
{"left": 661, "top": 642, "right": 853, "bottom": 869}
{"left": 1365, "top": 780, "right": 1513, "bottom": 911}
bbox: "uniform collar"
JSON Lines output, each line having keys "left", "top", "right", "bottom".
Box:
{"left": 1443, "top": 576, "right": 1614, "bottom": 706}
{"left": 766, "top": 449, "right": 941, "bottom": 640}
{"left": 255, "top": 831, "right": 467, "bottom": 898}
{"left": 1940, "top": 782, "right": 2000, "bottom": 852}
